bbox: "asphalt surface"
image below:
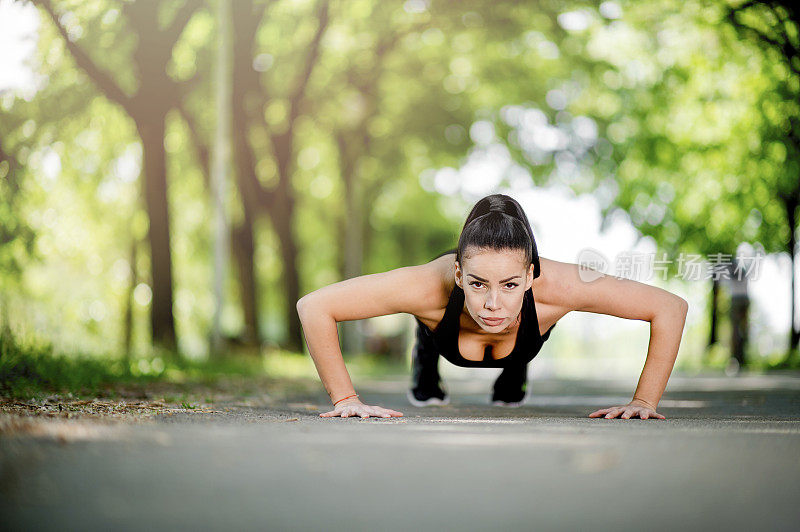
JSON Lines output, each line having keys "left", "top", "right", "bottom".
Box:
{"left": 2, "top": 373, "right": 799, "bottom": 531}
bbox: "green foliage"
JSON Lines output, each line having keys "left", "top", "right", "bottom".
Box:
{"left": 0, "top": 330, "right": 133, "bottom": 398}
{"left": 565, "top": 0, "right": 797, "bottom": 262}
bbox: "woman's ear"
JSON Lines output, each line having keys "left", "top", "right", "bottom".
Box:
{"left": 454, "top": 261, "right": 463, "bottom": 289}
{"left": 526, "top": 263, "right": 534, "bottom": 290}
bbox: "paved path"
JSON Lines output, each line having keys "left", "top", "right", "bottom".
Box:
{"left": 2, "top": 373, "right": 800, "bottom": 531}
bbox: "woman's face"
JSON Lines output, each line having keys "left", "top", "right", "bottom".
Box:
{"left": 455, "top": 247, "right": 533, "bottom": 332}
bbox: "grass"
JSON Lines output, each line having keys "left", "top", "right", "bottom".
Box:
{"left": 0, "top": 331, "right": 260, "bottom": 400}
{"left": 0, "top": 330, "right": 409, "bottom": 401}
{"left": 0, "top": 332, "right": 139, "bottom": 399}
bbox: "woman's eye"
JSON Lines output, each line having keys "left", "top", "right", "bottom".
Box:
{"left": 469, "top": 282, "right": 518, "bottom": 289}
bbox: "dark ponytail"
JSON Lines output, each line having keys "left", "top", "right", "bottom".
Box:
{"left": 456, "top": 194, "right": 541, "bottom": 279}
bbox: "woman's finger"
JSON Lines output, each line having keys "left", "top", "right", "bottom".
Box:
{"left": 639, "top": 411, "right": 649, "bottom": 419}
{"left": 320, "top": 410, "right": 337, "bottom": 417}
{"left": 621, "top": 410, "right": 633, "bottom": 419}
{"left": 367, "top": 406, "right": 402, "bottom": 417}
{"left": 589, "top": 409, "right": 609, "bottom": 418}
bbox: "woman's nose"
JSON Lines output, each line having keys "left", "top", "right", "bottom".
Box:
{"left": 484, "top": 292, "right": 500, "bottom": 310}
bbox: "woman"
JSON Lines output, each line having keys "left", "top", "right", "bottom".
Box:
{"left": 296, "top": 194, "right": 688, "bottom": 420}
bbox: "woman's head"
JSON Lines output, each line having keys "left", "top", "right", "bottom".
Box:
{"left": 454, "top": 194, "right": 540, "bottom": 331}
{"left": 455, "top": 194, "right": 539, "bottom": 276}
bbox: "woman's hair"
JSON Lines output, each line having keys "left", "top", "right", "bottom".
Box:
{"left": 456, "top": 193, "right": 541, "bottom": 279}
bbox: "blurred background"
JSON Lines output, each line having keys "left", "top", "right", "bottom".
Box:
{"left": 1, "top": 0, "right": 798, "bottom": 392}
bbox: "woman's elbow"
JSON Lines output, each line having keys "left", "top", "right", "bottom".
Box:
{"left": 668, "top": 296, "right": 689, "bottom": 324}
{"left": 676, "top": 296, "right": 689, "bottom": 316}
{"left": 297, "top": 293, "right": 333, "bottom": 322}
{"left": 653, "top": 296, "right": 687, "bottom": 324}
{"left": 296, "top": 294, "right": 314, "bottom": 319}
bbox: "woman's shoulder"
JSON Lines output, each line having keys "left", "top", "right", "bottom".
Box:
{"left": 527, "top": 256, "right": 575, "bottom": 311}
{"left": 426, "top": 251, "right": 458, "bottom": 303}
{"left": 534, "top": 256, "right": 607, "bottom": 313}
{"left": 534, "top": 257, "right": 570, "bottom": 303}
{"left": 411, "top": 252, "right": 456, "bottom": 326}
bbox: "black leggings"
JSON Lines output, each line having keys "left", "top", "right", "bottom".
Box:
{"left": 410, "top": 321, "right": 529, "bottom": 403}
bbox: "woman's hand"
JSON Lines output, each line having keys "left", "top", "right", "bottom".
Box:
{"left": 588, "top": 398, "right": 665, "bottom": 420}
{"left": 320, "top": 398, "right": 404, "bottom": 419}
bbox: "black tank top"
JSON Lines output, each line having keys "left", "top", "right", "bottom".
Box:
{"left": 415, "top": 282, "right": 555, "bottom": 368}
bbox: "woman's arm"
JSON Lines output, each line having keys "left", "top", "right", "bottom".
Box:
{"left": 296, "top": 259, "right": 450, "bottom": 418}
{"left": 541, "top": 258, "right": 689, "bottom": 419}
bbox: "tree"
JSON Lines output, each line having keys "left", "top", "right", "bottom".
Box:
{"left": 227, "top": 0, "right": 329, "bottom": 351}
{"left": 31, "top": 0, "right": 204, "bottom": 352}
{"left": 726, "top": 0, "right": 800, "bottom": 364}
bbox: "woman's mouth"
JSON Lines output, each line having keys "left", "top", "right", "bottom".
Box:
{"left": 480, "top": 317, "right": 504, "bottom": 326}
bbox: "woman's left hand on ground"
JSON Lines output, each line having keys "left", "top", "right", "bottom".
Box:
{"left": 588, "top": 398, "right": 665, "bottom": 420}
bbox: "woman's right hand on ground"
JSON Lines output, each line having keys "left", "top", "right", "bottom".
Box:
{"left": 320, "top": 398, "right": 403, "bottom": 419}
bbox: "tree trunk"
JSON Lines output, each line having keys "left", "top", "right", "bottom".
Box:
{"left": 136, "top": 117, "right": 176, "bottom": 351}
{"left": 229, "top": 0, "right": 264, "bottom": 348}
{"left": 729, "top": 261, "right": 750, "bottom": 368}
{"left": 781, "top": 195, "right": 799, "bottom": 366}
{"left": 231, "top": 215, "right": 260, "bottom": 345}
{"left": 270, "top": 184, "right": 303, "bottom": 351}
{"left": 789, "top": 201, "right": 799, "bottom": 357}
{"left": 730, "top": 296, "right": 749, "bottom": 368}
{"left": 791, "top": 248, "right": 799, "bottom": 357}
{"left": 229, "top": 120, "right": 262, "bottom": 346}
{"left": 123, "top": 239, "right": 138, "bottom": 362}
{"left": 210, "top": 0, "right": 234, "bottom": 357}
{"left": 708, "top": 278, "right": 719, "bottom": 349}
